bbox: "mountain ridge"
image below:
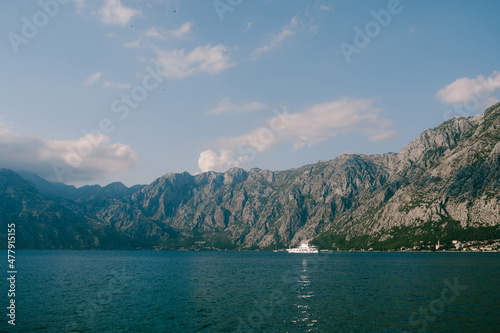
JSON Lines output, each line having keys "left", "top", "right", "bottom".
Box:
{"left": 1, "top": 103, "right": 499, "bottom": 250}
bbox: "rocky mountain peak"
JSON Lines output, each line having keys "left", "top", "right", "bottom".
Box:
{"left": 1, "top": 104, "right": 499, "bottom": 250}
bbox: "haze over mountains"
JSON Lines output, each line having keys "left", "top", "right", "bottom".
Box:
{"left": 1, "top": 103, "right": 499, "bottom": 250}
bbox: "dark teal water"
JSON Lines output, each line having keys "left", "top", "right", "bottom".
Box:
{"left": 1, "top": 251, "right": 499, "bottom": 332}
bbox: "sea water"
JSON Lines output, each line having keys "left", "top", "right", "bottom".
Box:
{"left": 2, "top": 251, "right": 499, "bottom": 332}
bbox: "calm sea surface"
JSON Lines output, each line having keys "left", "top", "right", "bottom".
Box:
{"left": 2, "top": 251, "right": 499, "bottom": 332}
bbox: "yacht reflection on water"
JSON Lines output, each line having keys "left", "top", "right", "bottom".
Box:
{"left": 291, "top": 258, "right": 319, "bottom": 332}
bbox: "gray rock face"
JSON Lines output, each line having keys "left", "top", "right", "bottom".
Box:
{"left": 1, "top": 103, "right": 499, "bottom": 249}
{"left": 0, "top": 169, "right": 102, "bottom": 249}
{"left": 98, "top": 103, "right": 500, "bottom": 248}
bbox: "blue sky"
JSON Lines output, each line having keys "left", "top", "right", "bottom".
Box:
{"left": 1, "top": 0, "right": 499, "bottom": 186}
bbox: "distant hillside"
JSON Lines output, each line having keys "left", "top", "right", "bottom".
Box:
{"left": 1, "top": 103, "right": 499, "bottom": 250}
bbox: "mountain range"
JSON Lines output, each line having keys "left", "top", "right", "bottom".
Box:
{"left": 1, "top": 103, "right": 499, "bottom": 250}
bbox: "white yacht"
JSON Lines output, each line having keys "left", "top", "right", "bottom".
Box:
{"left": 286, "top": 243, "right": 320, "bottom": 253}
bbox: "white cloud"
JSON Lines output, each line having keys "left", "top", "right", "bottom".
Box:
{"left": 308, "top": 25, "right": 319, "bottom": 35}
{"left": 144, "top": 27, "right": 163, "bottom": 39}
{"left": 198, "top": 98, "right": 397, "bottom": 172}
{"left": 243, "top": 21, "right": 254, "bottom": 33}
{"left": 198, "top": 149, "right": 248, "bottom": 173}
{"left": 156, "top": 44, "right": 234, "bottom": 79}
{"left": 436, "top": 71, "right": 500, "bottom": 106}
{"left": 84, "top": 71, "right": 102, "bottom": 85}
{"left": 84, "top": 71, "right": 131, "bottom": 89}
{"left": 0, "top": 121, "right": 138, "bottom": 183}
{"left": 103, "top": 80, "right": 132, "bottom": 89}
{"left": 145, "top": 22, "right": 193, "bottom": 39}
{"left": 319, "top": 5, "right": 335, "bottom": 13}
{"left": 206, "top": 98, "right": 268, "bottom": 115}
{"left": 251, "top": 16, "right": 298, "bottom": 59}
{"left": 97, "top": 0, "right": 141, "bottom": 25}
{"left": 124, "top": 38, "right": 142, "bottom": 48}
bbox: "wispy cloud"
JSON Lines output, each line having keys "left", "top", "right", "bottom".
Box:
{"left": 242, "top": 21, "right": 254, "bottom": 33}
{"left": 198, "top": 98, "right": 397, "bottom": 172}
{"left": 308, "top": 25, "right": 319, "bottom": 35}
{"left": 0, "top": 121, "right": 138, "bottom": 183}
{"left": 124, "top": 22, "right": 193, "bottom": 49}
{"left": 102, "top": 80, "right": 131, "bottom": 89}
{"left": 206, "top": 98, "right": 268, "bottom": 115}
{"left": 251, "top": 16, "right": 298, "bottom": 59}
{"left": 84, "top": 71, "right": 102, "bottom": 85}
{"left": 155, "top": 44, "right": 234, "bottom": 79}
{"left": 97, "top": 0, "right": 141, "bottom": 25}
{"left": 124, "top": 38, "right": 142, "bottom": 48}
{"left": 84, "top": 71, "right": 131, "bottom": 89}
{"left": 436, "top": 71, "right": 500, "bottom": 106}
{"left": 145, "top": 22, "right": 193, "bottom": 39}
{"left": 319, "top": 5, "right": 335, "bottom": 13}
